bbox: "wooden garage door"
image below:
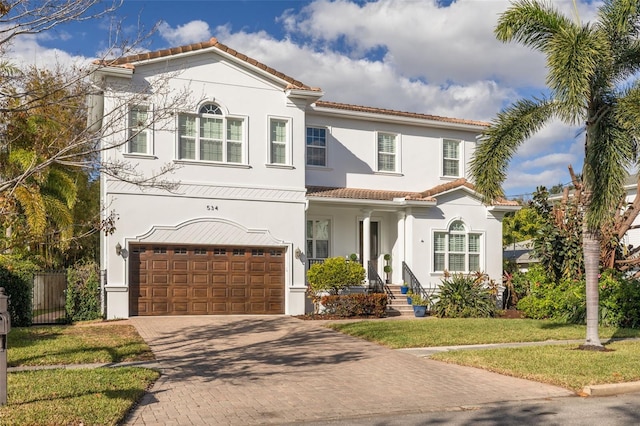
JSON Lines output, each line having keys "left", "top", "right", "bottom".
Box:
{"left": 129, "top": 245, "right": 285, "bottom": 315}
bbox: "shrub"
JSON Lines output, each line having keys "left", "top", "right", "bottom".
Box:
{"left": 433, "top": 272, "right": 496, "bottom": 318}
{"left": 410, "top": 293, "right": 431, "bottom": 307}
{"left": 597, "top": 270, "right": 640, "bottom": 328}
{"left": 320, "top": 293, "right": 388, "bottom": 318}
{"left": 66, "top": 261, "right": 102, "bottom": 322}
{"left": 0, "top": 256, "right": 38, "bottom": 327}
{"left": 307, "top": 257, "right": 365, "bottom": 313}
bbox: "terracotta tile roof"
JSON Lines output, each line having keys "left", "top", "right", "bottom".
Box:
{"left": 307, "top": 179, "right": 519, "bottom": 206}
{"left": 314, "top": 101, "right": 489, "bottom": 127}
{"left": 415, "top": 178, "right": 519, "bottom": 206}
{"left": 306, "top": 186, "right": 435, "bottom": 202}
{"left": 94, "top": 37, "right": 320, "bottom": 92}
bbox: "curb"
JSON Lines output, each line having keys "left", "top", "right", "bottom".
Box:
{"left": 581, "top": 381, "right": 640, "bottom": 397}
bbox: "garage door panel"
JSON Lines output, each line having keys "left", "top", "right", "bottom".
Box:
{"left": 190, "top": 302, "right": 208, "bottom": 313}
{"left": 172, "top": 287, "right": 188, "bottom": 297}
{"left": 152, "top": 274, "right": 168, "bottom": 284}
{"left": 192, "top": 261, "right": 208, "bottom": 271}
{"left": 192, "top": 286, "right": 208, "bottom": 298}
{"left": 211, "top": 274, "right": 227, "bottom": 284}
{"left": 151, "top": 302, "right": 169, "bottom": 313}
{"left": 131, "top": 244, "right": 285, "bottom": 316}
{"left": 151, "top": 287, "right": 169, "bottom": 297}
{"left": 172, "top": 274, "right": 188, "bottom": 284}
{"left": 193, "top": 274, "right": 209, "bottom": 284}
{"left": 211, "top": 261, "right": 228, "bottom": 272}
{"left": 173, "top": 302, "right": 188, "bottom": 313}
{"left": 230, "top": 275, "right": 247, "bottom": 285}
{"left": 172, "top": 260, "right": 188, "bottom": 270}
{"left": 152, "top": 260, "right": 168, "bottom": 270}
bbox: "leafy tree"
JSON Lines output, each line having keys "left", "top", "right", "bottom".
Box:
{"left": 0, "top": 2, "right": 190, "bottom": 266}
{"left": 470, "top": 0, "right": 640, "bottom": 349}
{"left": 502, "top": 204, "right": 544, "bottom": 247}
{"left": 531, "top": 187, "right": 584, "bottom": 282}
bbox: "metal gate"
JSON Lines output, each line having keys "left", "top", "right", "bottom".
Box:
{"left": 32, "top": 271, "right": 68, "bottom": 325}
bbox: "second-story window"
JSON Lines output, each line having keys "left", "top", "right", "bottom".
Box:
{"left": 178, "top": 103, "right": 245, "bottom": 163}
{"left": 128, "top": 105, "right": 151, "bottom": 154}
{"left": 269, "top": 118, "right": 288, "bottom": 164}
{"left": 306, "top": 126, "right": 326, "bottom": 167}
{"left": 377, "top": 132, "right": 397, "bottom": 172}
{"left": 443, "top": 139, "right": 461, "bottom": 177}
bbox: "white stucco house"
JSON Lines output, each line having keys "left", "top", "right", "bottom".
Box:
{"left": 95, "top": 38, "right": 518, "bottom": 319}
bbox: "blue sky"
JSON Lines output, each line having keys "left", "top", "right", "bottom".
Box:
{"left": 6, "top": 0, "right": 604, "bottom": 199}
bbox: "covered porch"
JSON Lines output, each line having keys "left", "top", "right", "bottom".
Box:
{"left": 304, "top": 186, "right": 437, "bottom": 288}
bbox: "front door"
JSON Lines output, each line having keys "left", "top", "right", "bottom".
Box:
{"left": 359, "top": 220, "right": 379, "bottom": 271}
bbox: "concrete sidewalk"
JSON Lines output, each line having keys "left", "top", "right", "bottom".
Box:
{"left": 122, "top": 316, "right": 573, "bottom": 425}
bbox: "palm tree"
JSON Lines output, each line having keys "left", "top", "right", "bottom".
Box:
{"left": 470, "top": 0, "right": 640, "bottom": 349}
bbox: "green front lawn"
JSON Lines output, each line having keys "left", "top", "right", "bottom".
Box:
{"left": 0, "top": 323, "right": 157, "bottom": 425}
{"left": 2, "top": 368, "right": 159, "bottom": 425}
{"left": 327, "top": 318, "right": 640, "bottom": 348}
{"left": 328, "top": 317, "right": 640, "bottom": 391}
{"left": 8, "top": 324, "right": 154, "bottom": 366}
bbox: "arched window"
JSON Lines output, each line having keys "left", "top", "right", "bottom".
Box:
{"left": 433, "top": 220, "right": 481, "bottom": 272}
{"left": 177, "top": 103, "right": 244, "bottom": 163}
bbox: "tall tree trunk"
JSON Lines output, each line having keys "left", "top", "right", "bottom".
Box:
{"left": 583, "top": 222, "right": 602, "bottom": 347}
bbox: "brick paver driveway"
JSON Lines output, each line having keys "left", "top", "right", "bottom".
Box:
{"left": 125, "top": 316, "right": 573, "bottom": 425}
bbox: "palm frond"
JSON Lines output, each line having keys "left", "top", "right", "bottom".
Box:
{"left": 546, "top": 24, "right": 605, "bottom": 124}
{"left": 495, "top": 0, "right": 574, "bottom": 49}
{"left": 13, "top": 186, "right": 47, "bottom": 237}
{"left": 470, "top": 97, "right": 558, "bottom": 202}
{"left": 43, "top": 167, "right": 79, "bottom": 209}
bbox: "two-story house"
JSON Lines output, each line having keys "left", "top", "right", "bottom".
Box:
{"left": 95, "top": 38, "right": 518, "bottom": 319}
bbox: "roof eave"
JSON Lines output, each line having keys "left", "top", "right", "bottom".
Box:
{"left": 487, "top": 205, "right": 521, "bottom": 212}
{"left": 306, "top": 196, "right": 436, "bottom": 207}
{"left": 286, "top": 88, "right": 324, "bottom": 103}
{"left": 309, "top": 105, "right": 487, "bottom": 131}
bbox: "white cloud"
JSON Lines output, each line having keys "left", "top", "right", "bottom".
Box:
{"left": 520, "top": 153, "right": 577, "bottom": 170}
{"left": 158, "top": 20, "right": 212, "bottom": 46}
{"left": 5, "top": 33, "right": 87, "bottom": 69}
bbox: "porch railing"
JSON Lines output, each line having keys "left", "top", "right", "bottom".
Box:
{"left": 367, "top": 261, "right": 385, "bottom": 294}
{"left": 402, "top": 261, "right": 438, "bottom": 308}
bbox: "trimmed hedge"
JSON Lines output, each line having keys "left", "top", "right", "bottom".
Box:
{"left": 66, "top": 261, "right": 102, "bottom": 322}
{"left": 0, "top": 257, "right": 38, "bottom": 327}
{"left": 320, "top": 293, "right": 388, "bottom": 318}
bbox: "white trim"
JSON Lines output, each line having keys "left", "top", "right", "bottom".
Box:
{"left": 175, "top": 103, "right": 248, "bottom": 165}
{"left": 126, "top": 104, "right": 154, "bottom": 156}
{"left": 305, "top": 125, "right": 329, "bottom": 168}
{"left": 431, "top": 219, "right": 485, "bottom": 274}
{"left": 375, "top": 131, "right": 401, "bottom": 173}
{"left": 441, "top": 138, "right": 464, "bottom": 178}
{"left": 267, "top": 115, "right": 293, "bottom": 166}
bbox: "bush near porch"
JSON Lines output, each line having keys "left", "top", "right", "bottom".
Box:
{"left": 321, "top": 293, "right": 388, "bottom": 318}
{"left": 307, "top": 257, "right": 366, "bottom": 314}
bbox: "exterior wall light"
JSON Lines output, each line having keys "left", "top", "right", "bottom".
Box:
{"left": 115, "top": 242, "right": 122, "bottom": 256}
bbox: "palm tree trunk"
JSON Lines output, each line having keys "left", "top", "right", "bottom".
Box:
{"left": 583, "top": 221, "right": 602, "bottom": 347}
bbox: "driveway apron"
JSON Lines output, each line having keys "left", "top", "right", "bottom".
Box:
{"left": 124, "top": 316, "right": 573, "bottom": 425}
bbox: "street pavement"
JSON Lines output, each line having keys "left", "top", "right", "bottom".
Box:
{"left": 123, "top": 316, "right": 574, "bottom": 426}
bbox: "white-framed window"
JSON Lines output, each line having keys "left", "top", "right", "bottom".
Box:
{"left": 377, "top": 132, "right": 398, "bottom": 172}
{"left": 268, "top": 117, "right": 290, "bottom": 165}
{"left": 306, "top": 126, "right": 327, "bottom": 167}
{"left": 433, "top": 220, "right": 482, "bottom": 273}
{"left": 127, "top": 104, "right": 152, "bottom": 154}
{"left": 177, "top": 103, "right": 245, "bottom": 163}
{"left": 443, "top": 138, "right": 461, "bottom": 177}
{"left": 306, "top": 218, "right": 331, "bottom": 259}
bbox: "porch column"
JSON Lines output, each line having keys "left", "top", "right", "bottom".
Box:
{"left": 362, "top": 209, "right": 372, "bottom": 281}
{"left": 395, "top": 211, "right": 405, "bottom": 284}
{"left": 405, "top": 208, "right": 414, "bottom": 268}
